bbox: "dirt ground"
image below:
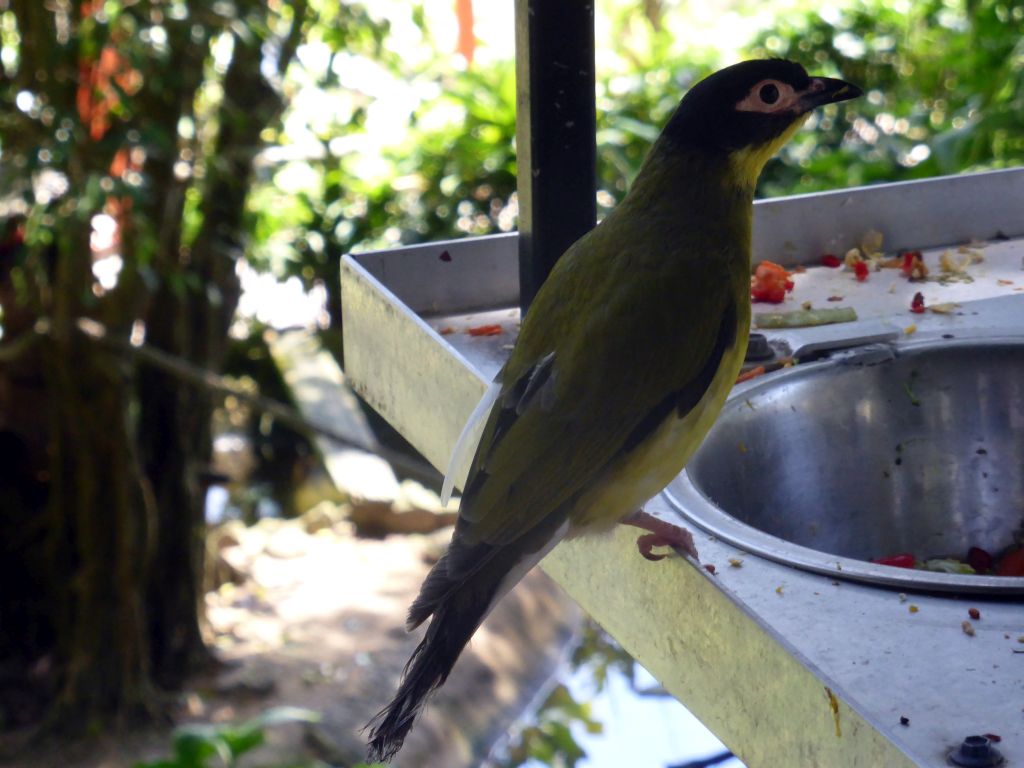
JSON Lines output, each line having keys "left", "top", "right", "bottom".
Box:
{"left": 5, "top": 506, "right": 580, "bottom": 768}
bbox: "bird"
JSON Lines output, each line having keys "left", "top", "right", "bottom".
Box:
{"left": 366, "top": 58, "right": 861, "bottom": 763}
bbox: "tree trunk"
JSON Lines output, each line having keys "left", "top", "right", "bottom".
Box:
{"left": 0, "top": 0, "right": 310, "bottom": 730}
{"left": 42, "top": 330, "right": 154, "bottom": 722}
{"left": 137, "top": 1, "right": 308, "bottom": 687}
{"left": 137, "top": 311, "right": 213, "bottom": 687}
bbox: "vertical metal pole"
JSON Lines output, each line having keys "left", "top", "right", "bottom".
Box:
{"left": 514, "top": 0, "right": 597, "bottom": 312}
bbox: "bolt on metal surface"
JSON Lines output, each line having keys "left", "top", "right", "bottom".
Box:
{"left": 949, "top": 735, "right": 1003, "bottom": 767}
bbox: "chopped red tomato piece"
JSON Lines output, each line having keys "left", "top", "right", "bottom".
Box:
{"left": 901, "top": 251, "right": 918, "bottom": 277}
{"left": 995, "top": 546, "right": 1024, "bottom": 576}
{"left": 820, "top": 254, "right": 842, "bottom": 268}
{"left": 910, "top": 292, "right": 926, "bottom": 314}
{"left": 901, "top": 250, "right": 928, "bottom": 280}
{"left": 871, "top": 553, "right": 916, "bottom": 569}
{"left": 853, "top": 260, "right": 869, "bottom": 281}
{"left": 467, "top": 324, "right": 503, "bottom": 336}
{"left": 751, "top": 260, "right": 794, "bottom": 303}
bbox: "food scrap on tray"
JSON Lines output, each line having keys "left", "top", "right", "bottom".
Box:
{"left": 820, "top": 230, "right": 995, "bottom": 291}
{"left": 870, "top": 543, "right": 1024, "bottom": 577}
{"left": 751, "top": 230, "right": 1012, "bottom": 342}
{"left": 900, "top": 250, "right": 928, "bottom": 281}
{"left": 754, "top": 306, "right": 857, "bottom": 329}
{"left": 839, "top": 228, "right": 885, "bottom": 281}
{"left": 736, "top": 366, "right": 766, "bottom": 384}
{"left": 750, "top": 260, "right": 794, "bottom": 303}
{"left": 937, "top": 247, "right": 984, "bottom": 282}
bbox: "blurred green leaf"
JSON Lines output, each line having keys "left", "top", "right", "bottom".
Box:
{"left": 134, "top": 707, "right": 322, "bottom": 768}
{"left": 171, "top": 724, "right": 232, "bottom": 766}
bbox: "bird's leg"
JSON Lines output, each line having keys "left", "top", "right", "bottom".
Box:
{"left": 621, "top": 510, "right": 699, "bottom": 562}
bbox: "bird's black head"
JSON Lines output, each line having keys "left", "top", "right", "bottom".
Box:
{"left": 663, "top": 59, "right": 861, "bottom": 155}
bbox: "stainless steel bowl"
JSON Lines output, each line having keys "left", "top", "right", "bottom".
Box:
{"left": 665, "top": 336, "right": 1024, "bottom": 594}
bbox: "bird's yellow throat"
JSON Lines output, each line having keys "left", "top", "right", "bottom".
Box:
{"left": 728, "top": 113, "right": 811, "bottom": 190}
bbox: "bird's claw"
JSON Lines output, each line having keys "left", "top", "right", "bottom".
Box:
{"left": 636, "top": 533, "right": 671, "bottom": 561}
{"left": 622, "top": 509, "right": 699, "bottom": 561}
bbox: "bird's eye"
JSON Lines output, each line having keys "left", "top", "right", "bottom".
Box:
{"left": 759, "top": 83, "right": 780, "bottom": 104}
{"left": 736, "top": 79, "right": 797, "bottom": 113}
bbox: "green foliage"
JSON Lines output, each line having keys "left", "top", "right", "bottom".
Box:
{"left": 249, "top": 55, "right": 518, "bottom": 297}
{"left": 569, "top": 621, "right": 637, "bottom": 693}
{"left": 591, "top": 5, "right": 725, "bottom": 212}
{"left": 750, "top": 0, "right": 1024, "bottom": 196}
{"left": 499, "top": 683, "right": 602, "bottom": 768}
{"left": 251, "top": 0, "right": 1024, "bottom": 330}
{"left": 134, "top": 706, "right": 321, "bottom": 768}
{"left": 495, "top": 622, "right": 634, "bottom": 768}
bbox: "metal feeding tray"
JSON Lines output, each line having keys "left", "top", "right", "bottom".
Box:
{"left": 667, "top": 335, "right": 1024, "bottom": 595}
{"left": 342, "top": 169, "right": 1024, "bottom": 767}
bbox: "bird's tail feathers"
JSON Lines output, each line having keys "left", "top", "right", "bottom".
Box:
{"left": 405, "top": 531, "right": 500, "bottom": 630}
{"left": 406, "top": 551, "right": 454, "bottom": 630}
{"left": 365, "top": 570, "right": 493, "bottom": 764}
{"left": 367, "top": 515, "right": 569, "bottom": 763}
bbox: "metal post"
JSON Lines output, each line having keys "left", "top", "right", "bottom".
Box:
{"left": 514, "top": 0, "right": 597, "bottom": 312}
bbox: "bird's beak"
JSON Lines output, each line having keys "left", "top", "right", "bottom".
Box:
{"left": 799, "top": 77, "right": 863, "bottom": 111}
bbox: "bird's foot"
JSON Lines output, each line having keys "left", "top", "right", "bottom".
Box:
{"left": 622, "top": 509, "right": 699, "bottom": 562}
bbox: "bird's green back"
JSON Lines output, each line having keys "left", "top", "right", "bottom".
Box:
{"left": 459, "top": 140, "right": 754, "bottom": 546}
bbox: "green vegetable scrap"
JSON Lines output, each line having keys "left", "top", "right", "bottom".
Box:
{"left": 754, "top": 306, "right": 858, "bottom": 329}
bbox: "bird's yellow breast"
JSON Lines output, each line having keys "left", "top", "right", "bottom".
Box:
{"left": 568, "top": 316, "right": 750, "bottom": 535}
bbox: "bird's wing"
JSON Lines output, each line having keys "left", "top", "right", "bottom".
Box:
{"left": 454, "top": 257, "right": 738, "bottom": 553}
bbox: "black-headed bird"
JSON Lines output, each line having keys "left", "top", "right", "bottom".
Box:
{"left": 367, "top": 58, "right": 861, "bottom": 763}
